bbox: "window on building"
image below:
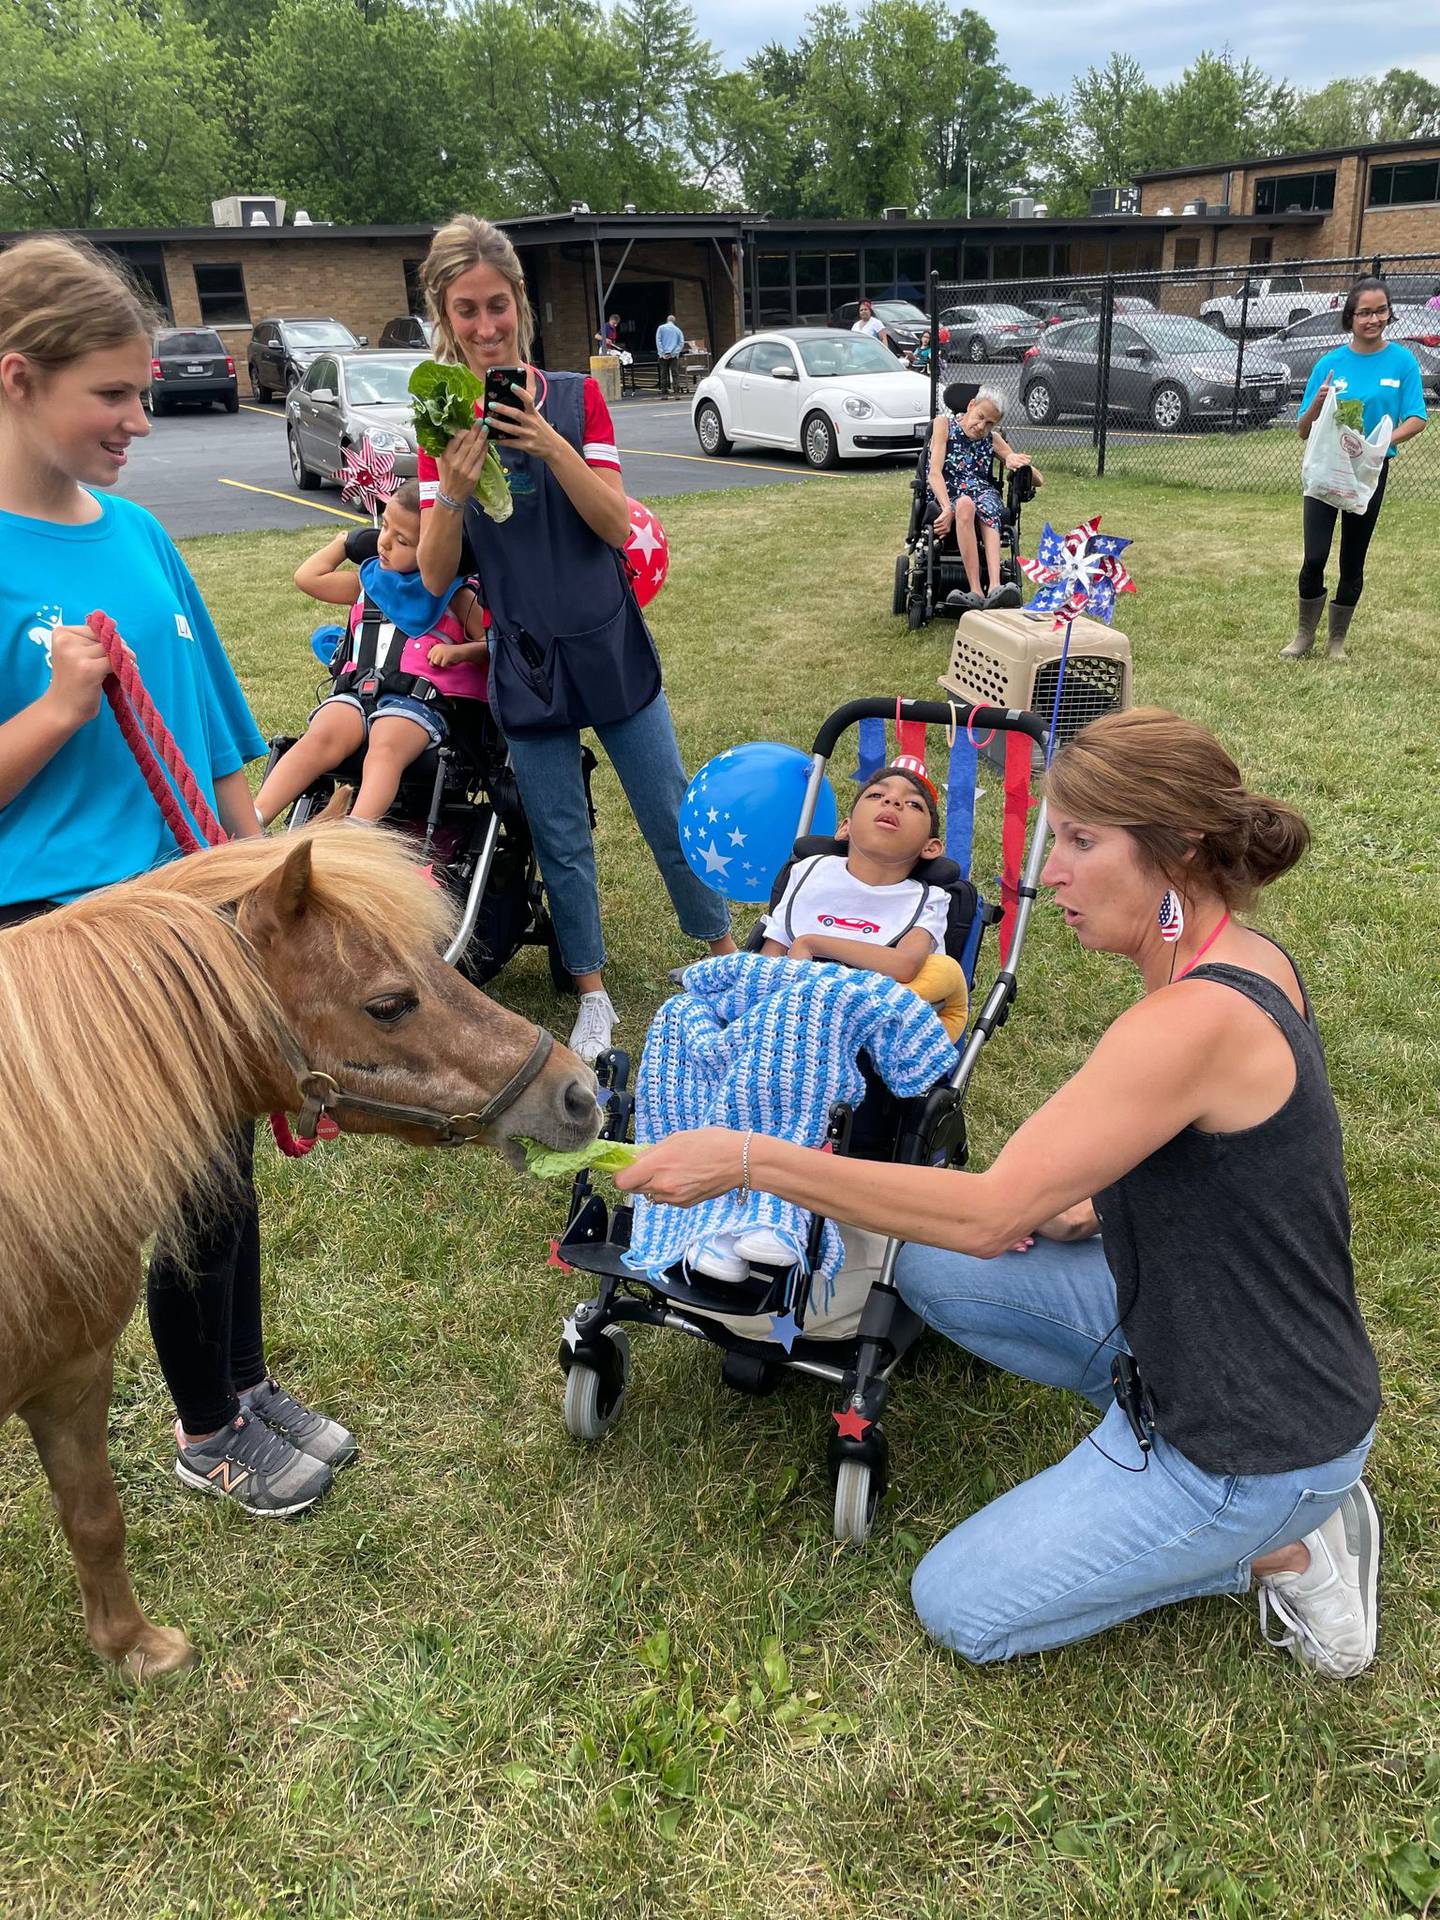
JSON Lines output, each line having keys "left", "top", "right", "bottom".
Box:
{"left": 962, "top": 243, "right": 990, "bottom": 284}
{"left": 757, "top": 252, "right": 790, "bottom": 287}
{"left": 1052, "top": 242, "right": 1071, "bottom": 278}
{"left": 1249, "top": 238, "right": 1274, "bottom": 265}
{"left": 1255, "top": 170, "right": 1335, "bottom": 214}
{"left": 1174, "top": 237, "right": 1201, "bottom": 270}
{"left": 1369, "top": 159, "right": 1440, "bottom": 207}
{"left": 194, "top": 263, "right": 249, "bottom": 326}
{"left": 930, "top": 246, "right": 959, "bottom": 282}
{"left": 1022, "top": 243, "right": 1051, "bottom": 280}
{"left": 402, "top": 257, "right": 426, "bottom": 316}
{"left": 862, "top": 247, "right": 895, "bottom": 295}
{"left": 993, "top": 243, "right": 1023, "bottom": 282}
{"left": 896, "top": 247, "right": 925, "bottom": 295}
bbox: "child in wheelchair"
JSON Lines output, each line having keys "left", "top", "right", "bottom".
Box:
{"left": 254, "top": 480, "right": 490, "bottom": 827}
{"left": 681, "top": 762, "right": 969, "bottom": 1285}
{"left": 925, "top": 386, "right": 1042, "bottom": 612}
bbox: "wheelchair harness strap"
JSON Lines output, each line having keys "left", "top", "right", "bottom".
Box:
{"left": 333, "top": 590, "right": 440, "bottom": 708}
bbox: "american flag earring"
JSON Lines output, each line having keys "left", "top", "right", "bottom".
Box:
{"left": 1157, "top": 888, "right": 1185, "bottom": 943}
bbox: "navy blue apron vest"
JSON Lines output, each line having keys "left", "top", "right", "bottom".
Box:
{"left": 462, "top": 370, "right": 661, "bottom": 735}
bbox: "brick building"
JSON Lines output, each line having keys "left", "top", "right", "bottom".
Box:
{"left": 1135, "top": 135, "right": 1440, "bottom": 272}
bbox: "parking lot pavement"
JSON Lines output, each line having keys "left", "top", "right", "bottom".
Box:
{"left": 117, "top": 393, "right": 868, "bottom": 540}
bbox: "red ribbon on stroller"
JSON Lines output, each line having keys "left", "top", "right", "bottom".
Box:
{"left": 998, "top": 730, "right": 1032, "bottom": 968}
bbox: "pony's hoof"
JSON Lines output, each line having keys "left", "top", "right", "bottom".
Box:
{"left": 117, "top": 1626, "right": 197, "bottom": 1683}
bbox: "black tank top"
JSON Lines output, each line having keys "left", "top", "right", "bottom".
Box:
{"left": 1095, "top": 957, "right": 1380, "bottom": 1475}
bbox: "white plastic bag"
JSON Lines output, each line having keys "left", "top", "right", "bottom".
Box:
{"left": 1302, "top": 384, "right": 1392, "bottom": 514}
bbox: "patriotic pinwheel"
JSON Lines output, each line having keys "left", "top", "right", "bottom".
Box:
{"left": 338, "top": 435, "right": 397, "bottom": 518}
{"left": 1019, "top": 516, "right": 1135, "bottom": 629}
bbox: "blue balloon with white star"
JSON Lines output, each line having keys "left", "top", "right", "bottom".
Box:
{"left": 679, "top": 742, "right": 837, "bottom": 905}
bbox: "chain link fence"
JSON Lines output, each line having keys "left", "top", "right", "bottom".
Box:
{"left": 925, "top": 251, "right": 1440, "bottom": 504}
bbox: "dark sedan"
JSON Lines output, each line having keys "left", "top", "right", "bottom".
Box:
{"left": 148, "top": 328, "right": 237, "bottom": 414}
{"left": 246, "top": 317, "right": 363, "bottom": 400}
{"left": 1020, "top": 313, "right": 1290, "bottom": 433}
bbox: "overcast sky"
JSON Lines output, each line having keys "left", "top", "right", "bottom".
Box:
{"left": 694, "top": 0, "right": 1440, "bottom": 96}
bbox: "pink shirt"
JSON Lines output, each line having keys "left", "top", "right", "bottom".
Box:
{"left": 346, "top": 593, "right": 490, "bottom": 701}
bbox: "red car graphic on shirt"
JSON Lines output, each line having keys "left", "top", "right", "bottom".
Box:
{"left": 816, "top": 913, "right": 882, "bottom": 934}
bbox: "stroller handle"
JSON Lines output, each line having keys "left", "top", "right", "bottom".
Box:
{"left": 808, "top": 699, "right": 1048, "bottom": 760}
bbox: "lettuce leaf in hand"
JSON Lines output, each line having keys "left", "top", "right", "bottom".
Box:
{"left": 408, "top": 360, "right": 514, "bottom": 523}
{"left": 523, "top": 1137, "right": 645, "bottom": 1181}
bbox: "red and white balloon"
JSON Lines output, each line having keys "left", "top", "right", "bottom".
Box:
{"left": 624, "top": 497, "right": 669, "bottom": 608}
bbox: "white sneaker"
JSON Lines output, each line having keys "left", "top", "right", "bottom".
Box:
{"left": 567, "top": 990, "right": 617, "bottom": 1067}
{"left": 733, "top": 1226, "right": 798, "bottom": 1268}
{"left": 685, "top": 1234, "right": 749, "bottom": 1284}
{"left": 1257, "top": 1480, "right": 1380, "bottom": 1679}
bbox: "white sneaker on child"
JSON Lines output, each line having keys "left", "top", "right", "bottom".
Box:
{"left": 685, "top": 1234, "right": 749, "bottom": 1284}
{"left": 733, "top": 1226, "right": 797, "bottom": 1268}
{"left": 568, "top": 990, "right": 617, "bottom": 1067}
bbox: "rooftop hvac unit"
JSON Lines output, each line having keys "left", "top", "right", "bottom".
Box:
{"left": 1181, "top": 196, "right": 1208, "bottom": 216}
{"left": 882, "top": 206, "right": 910, "bottom": 221}
{"left": 211, "top": 195, "right": 285, "bottom": 228}
{"left": 938, "top": 608, "right": 1132, "bottom": 764}
{"left": 1007, "top": 195, "right": 1036, "bottom": 219}
{"left": 1089, "top": 186, "right": 1119, "bottom": 216}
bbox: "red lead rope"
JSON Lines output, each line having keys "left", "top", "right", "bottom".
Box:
{"left": 90, "top": 611, "right": 227, "bottom": 855}
{"left": 88, "top": 609, "right": 322, "bottom": 1159}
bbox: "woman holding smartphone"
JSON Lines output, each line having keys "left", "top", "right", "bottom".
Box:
{"left": 1286, "top": 276, "right": 1427, "bottom": 661}
{"left": 415, "top": 215, "right": 733, "bottom": 1065}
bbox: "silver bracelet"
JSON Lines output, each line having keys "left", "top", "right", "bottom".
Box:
{"left": 436, "top": 488, "right": 466, "bottom": 514}
{"left": 739, "top": 1129, "right": 754, "bottom": 1198}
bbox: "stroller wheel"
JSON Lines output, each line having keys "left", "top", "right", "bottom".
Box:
{"left": 906, "top": 589, "right": 926, "bottom": 631}
{"left": 721, "top": 1350, "right": 783, "bottom": 1396}
{"left": 562, "top": 1328, "right": 630, "bottom": 1442}
{"left": 833, "top": 1458, "right": 881, "bottom": 1546}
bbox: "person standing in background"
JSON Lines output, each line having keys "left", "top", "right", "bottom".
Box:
{"left": 655, "top": 314, "right": 685, "bottom": 398}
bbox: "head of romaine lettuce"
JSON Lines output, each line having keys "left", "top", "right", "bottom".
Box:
{"left": 408, "top": 360, "right": 514, "bottom": 523}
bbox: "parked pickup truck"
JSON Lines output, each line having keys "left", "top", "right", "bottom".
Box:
{"left": 1200, "top": 275, "right": 1343, "bottom": 335}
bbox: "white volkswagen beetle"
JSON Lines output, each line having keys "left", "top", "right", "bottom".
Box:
{"left": 691, "top": 328, "right": 933, "bottom": 469}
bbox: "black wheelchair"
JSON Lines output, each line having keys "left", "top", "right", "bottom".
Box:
{"left": 892, "top": 380, "right": 1040, "bottom": 631}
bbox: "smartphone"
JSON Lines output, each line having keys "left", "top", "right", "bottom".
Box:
{"left": 484, "top": 366, "right": 525, "bottom": 422}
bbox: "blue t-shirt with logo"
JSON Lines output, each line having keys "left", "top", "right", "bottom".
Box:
{"left": 0, "top": 492, "right": 265, "bottom": 906}
{"left": 1298, "top": 342, "right": 1427, "bottom": 457}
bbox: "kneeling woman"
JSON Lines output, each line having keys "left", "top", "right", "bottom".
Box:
{"left": 619, "top": 710, "right": 1381, "bottom": 1678}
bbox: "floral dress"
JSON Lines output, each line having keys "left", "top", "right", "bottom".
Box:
{"left": 930, "top": 418, "right": 1005, "bottom": 529}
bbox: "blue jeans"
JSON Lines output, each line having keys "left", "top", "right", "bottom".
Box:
{"left": 895, "top": 1235, "right": 1374, "bottom": 1663}
{"left": 502, "top": 691, "right": 732, "bottom": 976}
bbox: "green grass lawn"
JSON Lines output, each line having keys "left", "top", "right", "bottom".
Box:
{"left": 1, "top": 471, "right": 1437, "bottom": 1919}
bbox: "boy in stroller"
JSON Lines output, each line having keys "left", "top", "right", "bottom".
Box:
{"left": 683, "top": 761, "right": 971, "bottom": 1286}
{"left": 254, "top": 480, "right": 490, "bottom": 827}
{"left": 926, "top": 385, "right": 1042, "bottom": 613}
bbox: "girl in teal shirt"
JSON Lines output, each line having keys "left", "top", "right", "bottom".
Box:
{"left": 1285, "top": 277, "right": 1427, "bottom": 660}
{"left": 0, "top": 236, "right": 352, "bottom": 1523}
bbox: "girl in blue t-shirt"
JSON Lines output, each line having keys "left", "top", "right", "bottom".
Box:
{"left": 0, "top": 235, "right": 352, "bottom": 1520}
{"left": 1286, "top": 277, "right": 1428, "bottom": 660}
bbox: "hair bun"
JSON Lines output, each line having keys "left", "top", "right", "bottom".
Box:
{"left": 1239, "top": 795, "right": 1310, "bottom": 890}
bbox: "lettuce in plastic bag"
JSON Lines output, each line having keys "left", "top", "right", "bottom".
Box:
{"left": 1334, "top": 398, "right": 1365, "bottom": 433}
{"left": 408, "top": 360, "right": 513, "bottom": 523}
{"left": 523, "top": 1137, "right": 645, "bottom": 1181}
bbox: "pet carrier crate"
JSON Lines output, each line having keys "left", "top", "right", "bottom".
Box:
{"left": 938, "top": 607, "right": 1131, "bottom": 765}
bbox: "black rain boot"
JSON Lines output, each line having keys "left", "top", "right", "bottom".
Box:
{"left": 1281, "top": 592, "right": 1326, "bottom": 659}
{"left": 1326, "top": 602, "right": 1356, "bottom": 661}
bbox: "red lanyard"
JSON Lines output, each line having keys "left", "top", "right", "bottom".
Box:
{"left": 1176, "top": 912, "right": 1231, "bottom": 980}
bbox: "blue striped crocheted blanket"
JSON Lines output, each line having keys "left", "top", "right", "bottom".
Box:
{"left": 623, "top": 951, "right": 958, "bottom": 1289}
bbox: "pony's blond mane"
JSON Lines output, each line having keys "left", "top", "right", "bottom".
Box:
{"left": 0, "top": 824, "right": 456, "bottom": 1346}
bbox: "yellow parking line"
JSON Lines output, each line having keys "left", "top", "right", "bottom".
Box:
{"left": 616, "top": 444, "right": 848, "bottom": 478}
{"left": 239, "top": 402, "right": 281, "bottom": 418}
{"left": 218, "top": 477, "right": 368, "bottom": 522}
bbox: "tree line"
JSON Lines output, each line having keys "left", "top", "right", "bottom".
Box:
{"left": 2, "top": 0, "right": 1437, "bottom": 232}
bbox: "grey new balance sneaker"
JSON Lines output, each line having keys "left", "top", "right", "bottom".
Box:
{"left": 1258, "top": 1480, "right": 1380, "bottom": 1679}
{"left": 569, "top": 990, "right": 618, "bottom": 1067}
{"left": 246, "top": 1377, "right": 359, "bottom": 1469}
{"left": 174, "top": 1408, "right": 334, "bottom": 1517}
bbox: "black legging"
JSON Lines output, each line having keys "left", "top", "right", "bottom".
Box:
{"left": 1298, "top": 458, "right": 1389, "bottom": 608}
{"left": 147, "top": 1122, "right": 267, "bottom": 1434}
{"left": 0, "top": 894, "right": 265, "bottom": 1436}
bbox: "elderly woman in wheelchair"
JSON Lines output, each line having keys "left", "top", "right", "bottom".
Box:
{"left": 926, "top": 385, "right": 1042, "bottom": 612}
